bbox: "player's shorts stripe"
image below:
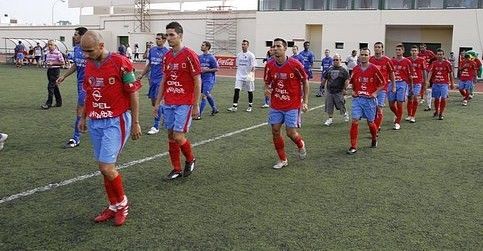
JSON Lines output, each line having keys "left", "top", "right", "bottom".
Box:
{"left": 183, "top": 106, "right": 193, "bottom": 132}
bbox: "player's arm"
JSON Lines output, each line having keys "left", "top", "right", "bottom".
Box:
{"left": 153, "top": 75, "right": 166, "bottom": 118}
{"left": 130, "top": 91, "right": 141, "bottom": 140}
{"left": 302, "top": 79, "right": 309, "bottom": 112}
{"left": 449, "top": 66, "right": 455, "bottom": 89}
{"left": 137, "top": 61, "right": 151, "bottom": 80}
{"left": 57, "top": 63, "right": 77, "bottom": 85}
{"left": 192, "top": 74, "right": 202, "bottom": 117}
{"left": 264, "top": 65, "right": 272, "bottom": 97}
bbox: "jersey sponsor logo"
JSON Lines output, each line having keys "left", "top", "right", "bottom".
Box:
{"left": 88, "top": 76, "right": 104, "bottom": 88}
{"left": 109, "top": 77, "right": 116, "bottom": 85}
{"left": 170, "top": 72, "right": 178, "bottom": 81}
{"left": 92, "top": 90, "right": 102, "bottom": 101}
{"left": 167, "top": 63, "right": 179, "bottom": 71}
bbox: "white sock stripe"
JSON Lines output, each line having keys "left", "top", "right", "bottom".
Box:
{"left": 0, "top": 104, "right": 326, "bottom": 205}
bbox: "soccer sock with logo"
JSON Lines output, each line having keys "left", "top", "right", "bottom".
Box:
{"left": 179, "top": 140, "right": 194, "bottom": 162}
{"left": 368, "top": 122, "right": 378, "bottom": 140}
{"left": 375, "top": 107, "right": 383, "bottom": 129}
{"left": 168, "top": 140, "right": 181, "bottom": 172}
{"left": 273, "top": 135, "right": 287, "bottom": 161}
{"left": 110, "top": 174, "right": 126, "bottom": 205}
{"left": 350, "top": 122, "right": 359, "bottom": 148}
{"left": 396, "top": 102, "right": 403, "bottom": 123}
{"left": 440, "top": 99, "right": 446, "bottom": 114}
{"left": 103, "top": 175, "right": 117, "bottom": 207}
{"left": 73, "top": 116, "right": 81, "bottom": 142}
{"left": 200, "top": 98, "right": 207, "bottom": 116}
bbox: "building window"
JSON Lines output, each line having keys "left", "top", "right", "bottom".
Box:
{"left": 260, "top": 0, "right": 281, "bottom": 11}
{"left": 354, "top": 0, "right": 378, "bottom": 9}
{"left": 335, "top": 42, "right": 344, "bottom": 49}
{"left": 330, "top": 0, "right": 351, "bottom": 10}
{"left": 416, "top": 0, "right": 444, "bottom": 9}
{"left": 283, "top": 0, "right": 304, "bottom": 10}
{"left": 305, "top": 0, "right": 326, "bottom": 10}
{"left": 359, "top": 43, "right": 369, "bottom": 49}
{"left": 385, "top": 0, "right": 413, "bottom": 9}
{"left": 446, "top": 0, "right": 478, "bottom": 8}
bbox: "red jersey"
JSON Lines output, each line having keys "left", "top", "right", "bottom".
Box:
{"left": 407, "top": 56, "right": 427, "bottom": 84}
{"left": 162, "top": 47, "right": 202, "bottom": 105}
{"left": 264, "top": 57, "right": 307, "bottom": 110}
{"left": 458, "top": 59, "right": 477, "bottom": 81}
{"left": 369, "top": 55, "right": 394, "bottom": 89}
{"left": 419, "top": 49, "right": 435, "bottom": 66}
{"left": 83, "top": 53, "right": 141, "bottom": 119}
{"left": 350, "top": 63, "right": 385, "bottom": 97}
{"left": 429, "top": 60, "right": 452, "bottom": 84}
{"left": 392, "top": 57, "right": 413, "bottom": 83}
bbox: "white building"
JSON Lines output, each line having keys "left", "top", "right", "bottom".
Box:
{"left": 0, "top": 0, "right": 482, "bottom": 64}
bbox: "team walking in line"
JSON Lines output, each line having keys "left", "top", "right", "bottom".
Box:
{"left": 33, "top": 22, "right": 479, "bottom": 226}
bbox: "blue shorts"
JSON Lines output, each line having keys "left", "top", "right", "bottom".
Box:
{"left": 459, "top": 80, "right": 473, "bottom": 90}
{"left": 388, "top": 81, "right": 408, "bottom": 102}
{"left": 16, "top": 53, "right": 24, "bottom": 60}
{"left": 351, "top": 97, "right": 377, "bottom": 122}
{"left": 376, "top": 90, "right": 386, "bottom": 107}
{"left": 268, "top": 108, "right": 301, "bottom": 128}
{"left": 202, "top": 81, "right": 214, "bottom": 94}
{"left": 409, "top": 83, "right": 422, "bottom": 97}
{"left": 148, "top": 78, "right": 162, "bottom": 100}
{"left": 432, "top": 84, "right": 449, "bottom": 99}
{"left": 88, "top": 111, "right": 131, "bottom": 164}
{"left": 304, "top": 68, "right": 313, "bottom": 79}
{"left": 162, "top": 104, "right": 192, "bottom": 132}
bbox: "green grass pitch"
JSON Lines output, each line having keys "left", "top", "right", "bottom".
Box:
{"left": 0, "top": 64, "right": 482, "bottom": 249}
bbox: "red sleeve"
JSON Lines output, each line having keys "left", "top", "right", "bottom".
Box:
{"left": 407, "top": 59, "right": 414, "bottom": 80}
{"left": 187, "top": 50, "right": 201, "bottom": 77}
{"left": 386, "top": 58, "right": 394, "bottom": 73}
{"left": 374, "top": 66, "right": 385, "bottom": 88}
{"left": 263, "top": 62, "right": 271, "bottom": 84}
{"left": 293, "top": 59, "right": 307, "bottom": 80}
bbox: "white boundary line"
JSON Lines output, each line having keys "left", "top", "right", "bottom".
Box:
{"left": 0, "top": 105, "right": 324, "bottom": 205}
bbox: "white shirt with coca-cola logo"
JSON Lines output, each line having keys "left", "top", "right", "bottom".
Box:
{"left": 236, "top": 51, "right": 257, "bottom": 81}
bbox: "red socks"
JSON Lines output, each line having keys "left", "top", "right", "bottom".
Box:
{"left": 103, "top": 176, "right": 117, "bottom": 205}
{"left": 350, "top": 122, "right": 359, "bottom": 148}
{"left": 440, "top": 99, "right": 446, "bottom": 114}
{"left": 375, "top": 107, "right": 383, "bottom": 129}
{"left": 460, "top": 89, "right": 470, "bottom": 100}
{"left": 292, "top": 135, "right": 304, "bottom": 149}
{"left": 389, "top": 102, "right": 397, "bottom": 115}
{"left": 273, "top": 136, "right": 287, "bottom": 161}
{"left": 412, "top": 99, "right": 419, "bottom": 117}
{"left": 168, "top": 140, "right": 181, "bottom": 172}
{"left": 396, "top": 102, "right": 403, "bottom": 124}
{"left": 368, "top": 122, "right": 378, "bottom": 140}
{"left": 179, "top": 140, "right": 194, "bottom": 162}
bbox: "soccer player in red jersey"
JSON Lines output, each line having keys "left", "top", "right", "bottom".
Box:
{"left": 264, "top": 38, "right": 309, "bottom": 169}
{"left": 389, "top": 44, "right": 413, "bottom": 130}
{"left": 369, "top": 42, "right": 395, "bottom": 131}
{"left": 347, "top": 48, "right": 385, "bottom": 154}
{"left": 426, "top": 48, "right": 454, "bottom": 120}
{"left": 458, "top": 53, "right": 477, "bottom": 106}
{"left": 153, "top": 22, "right": 202, "bottom": 179}
{"left": 406, "top": 45, "right": 427, "bottom": 123}
{"left": 419, "top": 44, "right": 436, "bottom": 110}
{"left": 79, "top": 31, "right": 142, "bottom": 226}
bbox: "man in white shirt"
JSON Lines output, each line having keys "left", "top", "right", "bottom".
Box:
{"left": 346, "top": 50, "right": 358, "bottom": 75}
{"left": 228, "top": 40, "right": 257, "bottom": 112}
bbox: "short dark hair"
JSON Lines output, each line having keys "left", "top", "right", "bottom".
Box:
{"left": 374, "top": 42, "right": 384, "bottom": 48}
{"left": 360, "top": 48, "right": 370, "bottom": 54}
{"left": 202, "top": 41, "right": 211, "bottom": 50}
{"left": 156, "top": 33, "right": 166, "bottom": 38}
{"left": 242, "top": 39, "right": 249, "bottom": 45}
{"left": 166, "top": 22, "right": 183, "bottom": 34}
{"left": 396, "top": 44, "right": 404, "bottom": 50}
{"left": 437, "top": 48, "right": 444, "bottom": 54}
{"left": 274, "top": 38, "right": 287, "bottom": 48}
{"left": 411, "top": 45, "right": 419, "bottom": 50}
{"left": 75, "top": 27, "right": 88, "bottom": 36}
{"left": 303, "top": 41, "right": 310, "bottom": 46}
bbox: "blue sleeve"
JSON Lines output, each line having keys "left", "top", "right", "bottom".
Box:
{"left": 210, "top": 55, "right": 219, "bottom": 69}
{"left": 309, "top": 52, "right": 314, "bottom": 64}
